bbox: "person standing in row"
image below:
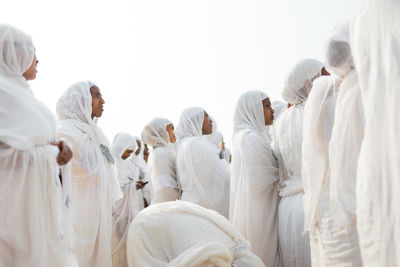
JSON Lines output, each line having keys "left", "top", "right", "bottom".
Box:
{"left": 56, "top": 81, "right": 122, "bottom": 267}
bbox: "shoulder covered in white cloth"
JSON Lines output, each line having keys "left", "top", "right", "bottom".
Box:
{"left": 127, "top": 201, "right": 265, "bottom": 267}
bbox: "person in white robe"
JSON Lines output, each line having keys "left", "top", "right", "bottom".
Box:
{"left": 230, "top": 90, "right": 279, "bottom": 266}
{"left": 111, "top": 133, "right": 147, "bottom": 267}
{"left": 303, "top": 22, "right": 363, "bottom": 266}
{"left": 351, "top": 1, "right": 399, "bottom": 265}
{"left": 129, "top": 137, "right": 152, "bottom": 206}
{"left": 272, "top": 58, "right": 327, "bottom": 267}
{"left": 141, "top": 117, "right": 180, "bottom": 203}
{"left": 0, "top": 24, "right": 76, "bottom": 267}
{"left": 127, "top": 201, "right": 265, "bottom": 267}
{"left": 175, "top": 107, "right": 230, "bottom": 218}
{"left": 56, "top": 81, "right": 122, "bottom": 267}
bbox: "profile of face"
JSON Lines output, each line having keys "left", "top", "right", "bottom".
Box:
{"left": 90, "top": 86, "right": 105, "bottom": 119}
{"left": 202, "top": 112, "right": 213, "bottom": 135}
{"left": 166, "top": 123, "right": 176, "bottom": 143}
{"left": 121, "top": 149, "right": 134, "bottom": 160}
{"left": 23, "top": 55, "right": 38, "bottom": 80}
{"left": 262, "top": 97, "right": 274, "bottom": 126}
{"left": 143, "top": 144, "right": 149, "bottom": 163}
{"left": 221, "top": 140, "right": 225, "bottom": 151}
{"left": 135, "top": 140, "right": 141, "bottom": 155}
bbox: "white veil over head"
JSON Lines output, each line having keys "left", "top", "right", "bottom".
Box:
{"left": 233, "top": 90, "right": 268, "bottom": 134}
{"left": 111, "top": 133, "right": 138, "bottom": 160}
{"left": 175, "top": 107, "right": 205, "bottom": 140}
{"left": 282, "top": 58, "right": 324, "bottom": 104}
{"left": 0, "top": 24, "right": 56, "bottom": 150}
{"left": 141, "top": 117, "right": 172, "bottom": 148}
{"left": 324, "top": 21, "right": 354, "bottom": 79}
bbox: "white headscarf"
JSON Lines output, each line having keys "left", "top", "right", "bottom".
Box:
{"left": 56, "top": 81, "right": 110, "bottom": 146}
{"left": 282, "top": 58, "right": 324, "bottom": 104}
{"left": 324, "top": 22, "right": 354, "bottom": 79}
{"left": 0, "top": 24, "right": 56, "bottom": 150}
{"left": 141, "top": 117, "right": 172, "bottom": 148}
{"left": 175, "top": 107, "right": 205, "bottom": 140}
{"left": 111, "top": 133, "right": 138, "bottom": 160}
{"left": 233, "top": 90, "right": 268, "bottom": 134}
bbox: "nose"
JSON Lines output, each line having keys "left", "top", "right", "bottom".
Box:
{"left": 101, "top": 98, "right": 105, "bottom": 104}
{"left": 271, "top": 108, "right": 275, "bottom": 114}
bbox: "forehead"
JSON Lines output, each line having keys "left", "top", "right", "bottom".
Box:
{"left": 90, "top": 86, "right": 101, "bottom": 95}
{"left": 262, "top": 97, "right": 271, "bottom": 104}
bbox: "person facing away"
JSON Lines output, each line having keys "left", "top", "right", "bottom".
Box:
{"left": 272, "top": 58, "right": 328, "bottom": 267}
{"left": 141, "top": 117, "right": 181, "bottom": 204}
{"left": 111, "top": 132, "right": 147, "bottom": 267}
{"left": 0, "top": 23, "right": 76, "bottom": 267}
{"left": 230, "top": 90, "right": 280, "bottom": 267}
{"left": 56, "top": 81, "right": 122, "bottom": 267}
{"left": 127, "top": 201, "right": 265, "bottom": 267}
{"left": 175, "top": 107, "right": 230, "bottom": 218}
{"left": 302, "top": 21, "right": 364, "bottom": 266}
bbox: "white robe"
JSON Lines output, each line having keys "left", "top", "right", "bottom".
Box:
{"left": 273, "top": 103, "right": 311, "bottom": 267}
{"left": 177, "top": 136, "right": 230, "bottom": 218}
{"left": 0, "top": 24, "right": 73, "bottom": 267}
{"left": 351, "top": 1, "right": 400, "bottom": 265}
{"left": 148, "top": 146, "right": 180, "bottom": 203}
{"left": 328, "top": 70, "right": 363, "bottom": 266}
{"left": 127, "top": 201, "right": 265, "bottom": 267}
{"left": 57, "top": 81, "right": 121, "bottom": 267}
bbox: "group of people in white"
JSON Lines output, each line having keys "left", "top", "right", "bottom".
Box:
{"left": 1, "top": 0, "right": 399, "bottom": 266}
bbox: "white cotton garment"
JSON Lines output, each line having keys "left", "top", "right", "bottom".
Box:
{"left": 176, "top": 107, "right": 230, "bottom": 218}
{"left": 0, "top": 24, "right": 75, "bottom": 267}
{"left": 230, "top": 90, "right": 280, "bottom": 266}
{"left": 302, "top": 75, "right": 338, "bottom": 266}
{"left": 111, "top": 133, "right": 145, "bottom": 267}
{"left": 129, "top": 137, "right": 152, "bottom": 204}
{"left": 272, "top": 58, "right": 324, "bottom": 267}
{"left": 303, "top": 21, "right": 363, "bottom": 266}
{"left": 142, "top": 118, "right": 180, "bottom": 203}
{"left": 351, "top": 1, "right": 400, "bottom": 265}
{"left": 127, "top": 201, "right": 265, "bottom": 267}
{"left": 57, "top": 81, "right": 122, "bottom": 267}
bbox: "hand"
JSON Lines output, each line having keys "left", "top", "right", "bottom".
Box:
{"left": 51, "top": 141, "right": 73, "bottom": 166}
{"left": 136, "top": 180, "right": 148, "bottom": 190}
{"left": 143, "top": 198, "right": 149, "bottom": 208}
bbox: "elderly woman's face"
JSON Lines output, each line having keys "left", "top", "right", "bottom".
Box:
{"left": 23, "top": 55, "right": 38, "bottom": 80}
{"left": 121, "top": 149, "right": 134, "bottom": 160}
{"left": 90, "top": 86, "right": 105, "bottom": 119}
{"left": 166, "top": 123, "right": 176, "bottom": 143}
{"left": 135, "top": 140, "right": 141, "bottom": 155}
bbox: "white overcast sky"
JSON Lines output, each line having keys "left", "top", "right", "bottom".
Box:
{"left": 2, "top": 0, "right": 360, "bottom": 147}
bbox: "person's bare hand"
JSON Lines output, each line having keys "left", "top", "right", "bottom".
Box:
{"left": 51, "top": 141, "right": 73, "bottom": 166}
{"left": 136, "top": 180, "right": 148, "bottom": 190}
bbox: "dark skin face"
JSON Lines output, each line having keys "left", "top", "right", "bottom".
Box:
{"left": 23, "top": 55, "right": 38, "bottom": 80}
{"left": 135, "top": 140, "right": 141, "bottom": 155}
{"left": 121, "top": 149, "right": 134, "bottom": 160}
{"left": 90, "top": 86, "right": 105, "bottom": 119}
{"left": 166, "top": 123, "right": 176, "bottom": 143}
{"left": 262, "top": 97, "right": 274, "bottom": 126}
{"left": 202, "top": 111, "right": 213, "bottom": 135}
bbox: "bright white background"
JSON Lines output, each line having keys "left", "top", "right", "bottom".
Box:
{"left": 2, "top": 0, "right": 360, "bottom": 147}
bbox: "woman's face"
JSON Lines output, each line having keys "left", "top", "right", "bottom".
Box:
{"left": 202, "top": 112, "right": 213, "bottom": 135}
{"left": 121, "top": 149, "right": 134, "bottom": 160}
{"left": 143, "top": 144, "right": 149, "bottom": 162}
{"left": 262, "top": 97, "right": 274, "bottom": 126}
{"left": 90, "top": 86, "right": 105, "bottom": 119}
{"left": 23, "top": 55, "right": 38, "bottom": 80}
{"left": 166, "top": 123, "right": 176, "bottom": 143}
